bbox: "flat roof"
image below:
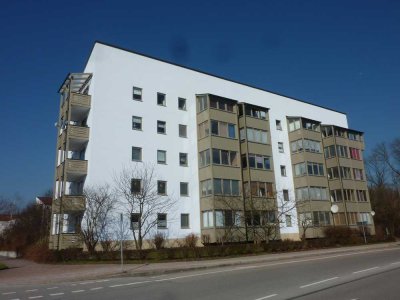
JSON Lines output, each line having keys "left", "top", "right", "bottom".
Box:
{"left": 83, "top": 41, "right": 347, "bottom": 116}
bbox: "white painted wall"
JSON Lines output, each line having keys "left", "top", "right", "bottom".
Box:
{"left": 82, "top": 42, "right": 348, "bottom": 240}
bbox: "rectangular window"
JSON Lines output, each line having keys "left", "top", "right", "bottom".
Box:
{"left": 288, "top": 119, "right": 301, "bottom": 132}
{"left": 130, "top": 213, "right": 140, "bottom": 229}
{"left": 353, "top": 168, "right": 364, "bottom": 180}
{"left": 157, "top": 181, "right": 167, "bottom": 195}
{"left": 200, "top": 179, "right": 212, "bottom": 196}
{"left": 180, "top": 182, "right": 189, "bottom": 196}
{"left": 350, "top": 148, "right": 362, "bottom": 160}
{"left": 202, "top": 211, "right": 214, "bottom": 228}
{"left": 328, "top": 167, "right": 340, "bottom": 180}
{"left": 157, "top": 93, "right": 166, "bottom": 106}
{"left": 199, "top": 149, "right": 211, "bottom": 167}
{"left": 157, "top": 150, "right": 167, "bottom": 164}
{"left": 157, "top": 213, "right": 167, "bottom": 229}
{"left": 305, "top": 162, "right": 324, "bottom": 176}
{"left": 181, "top": 214, "right": 189, "bottom": 228}
{"left": 330, "top": 190, "right": 343, "bottom": 202}
{"left": 179, "top": 124, "right": 187, "bottom": 137}
{"left": 294, "top": 162, "right": 307, "bottom": 176}
{"left": 131, "top": 179, "right": 141, "bottom": 193}
{"left": 278, "top": 142, "right": 284, "bottom": 153}
{"left": 280, "top": 165, "right": 287, "bottom": 177}
{"left": 244, "top": 154, "right": 271, "bottom": 170}
{"left": 157, "top": 121, "right": 166, "bottom": 134}
{"left": 210, "top": 120, "right": 236, "bottom": 139}
{"left": 246, "top": 128, "right": 268, "bottom": 144}
{"left": 132, "top": 147, "right": 142, "bottom": 161}
{"left": 178, "top": 97, "right": 186, "bottom": 110}
{"left": 357, "top": 190, "right": 367, "bottom": 202}
{"left": 245, "top": 105, "right": 267, "bottom": 119}
{"left": 132, "top": 86, "right": 142, "bottom": 101}
{"left": 285, "top": 215, "right": 292, "bottom": 227}
{"left": 197, "top": 95, "right": 208, "bottom": 112}
{"left": 276, "top": 120, "right": 282, "bottom": 130}
{"left": 198, "top": 121, "right": 209, "bottom": 139}
{"left": 213, "top": 178, "right": 240, "bottom": 196}
{"left": 283, "top": 189, "right": 289, "bottom": 201}
{"left": 340, "top": 167, "right": 352, "bottom": 179}
{"left": 179, "top": 153, "right": 188, "bottom": 166}
{"left": 132, "top": 116, "right": 142, "bottom": 130}
{"left": 322, "top": 126, "right": 333, "bottom": 138}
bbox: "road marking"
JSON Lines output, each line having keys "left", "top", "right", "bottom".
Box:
{"left": 26, "top": 289, "right": 38, "bottom": 292}
{"left": 353, "top": 266, "right": 379, "bottom": 274}
{"left": 79, "top": 281, "right": 95, "bottom": 285}
{"left": 2, "top": 292, "right": 16, "bottom": 295}
{"left": 300, "top": 277, "right": 339, "bottom": 288}
{"left": 71, "top": 290, "right": 85, "bottom": 293}
{"left": 49, "top": 292, "right": 64, "bottom": 296}
{"left": 9, "top": 298, "right": 20, "bottom": 300}
{"left": 96, "top": 279, "right": 110, "bottom": 283}
{"left": 46, "top": 287, "right": 58, "bottom": 290}
{"left": 110, "top": 280, "right": 152, "bottom": 288}
{"left": 28, "top": 296, "right": 43, "bottom": 299}
{"left": 254, "top": 294, "right": 278, "bottom": 300}
{"left": 90, "top": 287, "right": 104, "bottom": 290}
{"left": 390, "top": 261, "right": 400, "bottom": 265}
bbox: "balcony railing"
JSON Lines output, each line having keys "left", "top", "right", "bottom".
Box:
{"left": 53, "top": 195, "right": 86, "bottom": 211}
{"left": 68, "top": 125, "right": 89, "bottom": 140}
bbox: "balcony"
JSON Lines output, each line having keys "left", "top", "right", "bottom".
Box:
{"left": 57, "top": 159, "right": 88, "bottom": 181}
{"left": 62, "top": 93, "right": 91, "bottom": 121}
{"left": 53, "top": 195, "right": 86, "bottom": 211}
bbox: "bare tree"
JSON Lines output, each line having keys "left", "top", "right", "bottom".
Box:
{"left": 0, "top": 195, "right": 18, "bottom": 216}
{"left": 81, "top": 184, "right": 116, "bottom": 255}
{"left": 298, "top": 212, "right": 314, "bottom": 241}
{"left": 114, "top": 163, "right": 176, "bottom": 251}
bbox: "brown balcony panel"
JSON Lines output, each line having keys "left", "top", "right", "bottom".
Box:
{"left": 54, "top": 195, "right": 86, "bottom": 211}
{"left": 65, "top": 159, "right": 88, "bottom": 175}
{"left": 70, "top": 93, "right": 91, "bottom": 108}
{"left": 68, "top": 125, "right": 90, "bottom": 140}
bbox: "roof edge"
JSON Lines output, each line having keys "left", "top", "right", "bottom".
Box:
{"left": 83, "top": 40, "right": 347, "bottom": 116}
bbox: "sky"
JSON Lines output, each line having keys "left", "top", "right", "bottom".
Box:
{"left": 0, "top": 0, "right": 399, "bottom": 204}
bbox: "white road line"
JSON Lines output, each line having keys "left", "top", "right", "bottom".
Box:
{"left": 300, "top": 277, "right": 339, "bottom": 288}
{"left": 79, "top": 281, "right": 95, "bottom": 285}
{"left": 254, "top": 294, "right": 278, "bottom": 300}
{"left": 71, "top": 290, "right": 85, "bottom": 293}
{"left": 9, "top": 298, "right": 20, "bottom": 300}
{"left": 46, "top": 287, "right": 58, "bottom": 290}
{"left": 2, "top": 292, "right": 16, "bottom": 295}
{"left": 49, "top": 292, "right": 64, "bottom": 296}
{"left": 26, "top": 289, "right": 38, "bottom": 292}
{"left": 353, "top": 266, "right": 379, "bottom": 274}
{"left": 95, "top": 279, "right": 110, "bottom": 283}
{"left": 390, "top": 261, "right": 400, "bottom": 265}
{"left": 110, "top": 281, "right": 152, "bottom": 288}
{"left": 90, "top": 287, "right": 104, "bottom": 290}
{"left": 28, "top": 296, "right": 43, "bottom": 299}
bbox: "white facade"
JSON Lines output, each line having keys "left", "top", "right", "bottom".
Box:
{"left": 82, "top": 42, "right": 348, "bottom": 240}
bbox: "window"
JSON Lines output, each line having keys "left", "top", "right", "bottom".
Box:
{"left": 157, "top": 121, "right": 166, "bottom": 134}
{"left": 180, "top": 182, "right": 189, "bottom": 196}
{"left": 283, "top": 189, "right": 289, "bottom": 201}
{"left": 179, "top": 153, "right": 188, "bottom": 166}
{"left": 296, "top": 187, "right": 328, "bottom": 201}
{"left": 132, "top": 86, "right": 142, "bottom": 101}
{"left": 280, "top": 165, "right": 287, "bottom": 176}
{"left": 199, "top": 149, "right": 211, "bottom": 167}
{"left": 350, "top": 148, "right": 362, "bottom": 160}
{"left": 212, "top": 149, "right": 238, "bottom": 167}
{"left": 278, "top": 142, "right": 284, "bottom": 153}
{"left": 312, "top": 211, "right": 331, "bottom": 226}
{"left": 324, "top": 145, "right": 336, "bottom": 159}
{"left": 157, "top": 150, "right": 167, "bottom": 164}
{"left": 330, "top": 190, "right": 343, "bottom": 202}
{"left": 210, "top": 96, "right": 235, "bottom": 112}
{"left": 197, "top": 95, "right": 208, "bottom": 112}
{"left": 245, "top": 128, "right": 268, "bottom": 144}
{"left": 178, "top": 97, "right": 186, "bottom": 110}
{"left": 359, "top": 212, "right": 371, "bottom": 224}
{"left": 303, "top": 139, "right": 321, "bottom": 153}
{"left": 288, "top": 119, "right": 301, "bottom": 132}
{"left": 295, "top": 162, "right": 324, "bottom": 176}
{"left": 294, "top": 163, "right": 307, "bottom": 176}
{"left": 343, "top": 189, "right": 355, "bottom": 201}
{"left": 181, "top": 214, "right": 189, "bottom": 228}
{"left": 210, "top": 120, "right": 236, "bottom": 139}
{"left": 302, "top": 119, "right": 320, "bottom": 132}
{"left": 132, "top": 116, "right": 142, "bottom": 130}
{"left": 244, "top": 181, "right": 274, "bottom": 198}
{"left": 285, "top": 215, "right": 292, "bottom": 227}
{"left": 130, "top": 213, "right": 140, "bottom": 229}
{"left": 132, "top": 147, "right": 142, "bottom": 161}
{"left": 322, "top": 126, "right": 333, "bottom": 138}
{"left": 178, "top": 124, "right": 187, "bottom": 138}
{"left": 336, "top": 145, "right": 348, "bottom": 158}
{"left": 276, "top": 120, "right": 282, "bottom": 130}
{"left": 198, "top": 121, "right": 209, "bottom": 139}
{"left": 202, "top": 211, "right": 214, "bottom": 228}
{"left": 157, "top": 213, "right": 167, "bottom": 229}
{"left": 213, "top": 179, "right": 240, "bottom": 196}
{"left": 353, "top": 168, "right": 364, "bottom": 180}
{"left": 215, "top": 210, "right": 240, "bottom": 227}
{"left": 200, "top": 179, "right": 212, "bottom": 196}
{"left": 245, "top": 105, "right": 267, "bottom": 119}
{"left": 157, "top": 93, "right": 166, "bottom": 106}
{"left": 131, "top": 179, "right": 141, "bottom": 193}
{"left": 357, "top": 190, "right": 367, "bottom": 202}
{"left": 157, "top": 181, "right": 167, "bottom": 195}
{"left": 328, "top": 167, "right": 340, "bottom": 179}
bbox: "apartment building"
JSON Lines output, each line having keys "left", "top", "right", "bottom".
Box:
{"left": 49, "top": 41, "right": 374, "bottom": 249}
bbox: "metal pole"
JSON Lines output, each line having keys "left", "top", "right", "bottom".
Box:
{"left": 361, "top": 219, "right": 367, "bottom": 244}
{"left": 120, "top": 213, "right": 124, "bottom": 272}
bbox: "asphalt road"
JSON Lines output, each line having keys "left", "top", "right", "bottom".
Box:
{"left": 2, "top": 246, "right": 400, "bottom": 300}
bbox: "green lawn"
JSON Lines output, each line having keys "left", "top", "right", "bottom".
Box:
{"left": 0, "top": 262, "right": 8, "bottom": 270}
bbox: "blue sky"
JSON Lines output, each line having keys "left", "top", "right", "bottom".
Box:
{"left": 0, "top": 0, "right": 399, "bottom": 204}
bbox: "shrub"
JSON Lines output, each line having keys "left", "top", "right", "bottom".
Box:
{"left": 23, "top": 241, "right": 56, "bottom": 263}
{"left": 323, "top": 226, "right": 360, "bottom": 245}
{"left": 183, "top": 233, "right": 198, "bottom": 248}
{"left": 151, "top": 232, "right": 166, "bottom": 250}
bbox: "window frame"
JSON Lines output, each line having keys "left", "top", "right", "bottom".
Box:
{"left": 131, "top": 146, "right": 142, "bottom": 162}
